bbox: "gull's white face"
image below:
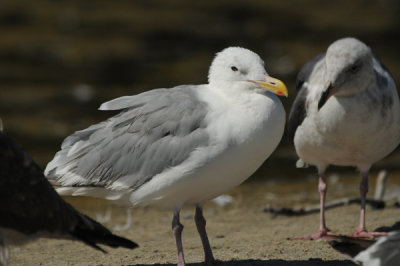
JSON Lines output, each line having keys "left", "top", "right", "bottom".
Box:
{"left": 208, "top": 47, "right": 288, "bottom": 97}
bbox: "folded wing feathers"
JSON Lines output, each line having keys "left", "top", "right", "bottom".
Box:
{"left": 46, "top": 86, "right": 210, "bottom": 191}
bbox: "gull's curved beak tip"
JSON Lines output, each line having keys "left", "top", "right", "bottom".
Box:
{"left": 318, "top": 82, "right": 335, "bottom": 110}
{"left": 252, "top": 75, "right": 288, "bottom": 97}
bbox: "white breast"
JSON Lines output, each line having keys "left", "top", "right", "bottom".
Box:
{"left": 295, "top": 85, "right": 400, "bottom": 171}
{"left": 129, "top": 89, "right": 285, "bottom": 209}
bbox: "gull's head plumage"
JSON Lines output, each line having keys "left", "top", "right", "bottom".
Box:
{"left": 208, "top": 47, "right": 266, "bottom": 86}
{"left": 208, "top": 47, "right": 288, "bottom": 97}
{"left": 324, "top": 37, "right": 374, "bottom": 96}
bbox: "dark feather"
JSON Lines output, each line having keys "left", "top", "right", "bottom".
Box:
{"left": 287, "top": 53, "right": 325, "bottom": 140}
{"left": 294, "top": 53, "right": 325, "bottom": 92}
{"left": 372, "top": 49, "right": 395, "bottom": 81}
{"left": 0, "top": 131, "right": 138, "bottom": 251}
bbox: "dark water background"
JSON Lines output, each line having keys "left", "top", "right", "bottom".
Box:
{"left": 1, "top": 0, "right": 400, "bottom": 180}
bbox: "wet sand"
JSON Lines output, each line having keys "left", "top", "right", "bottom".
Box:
{"left": 8, "top": 172, "right": 400, "bottom": 265}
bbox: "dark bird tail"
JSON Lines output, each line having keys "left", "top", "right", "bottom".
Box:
{"left": 72, "top": 211, "right": 138, "bottom": 253}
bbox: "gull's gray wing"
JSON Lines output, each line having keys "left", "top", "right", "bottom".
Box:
{"left": 45, "top": 85, "right": 210, "bottom": 190}
{"left": 372, "top": 50, "right": 395, "bottom": 84}
{"left": 287, "top": 53, "right": 325, "bottom": 140}
{"left": 370, "top": 53, "right": 397, "bottom": 118}
{"left": 0, "top": 131, "right": 138, "bottom": 251}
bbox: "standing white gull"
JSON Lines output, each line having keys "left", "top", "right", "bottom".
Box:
{"left": 0, "top": 123, "right": 138, "bottom": 266}
{"left": 45, "top": 47, "right": 288, "bottom": 265}
{"left": 288, "top": 37, "right": 400, "bottom": 240}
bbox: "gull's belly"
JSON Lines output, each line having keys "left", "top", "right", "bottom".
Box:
{"left": 295, "top": 98, "right": 400, "bottom": 169}
{"left": 184, "top": 124, "right": 282, "bottom": 205}
{"left": 297, "top": 126, "right": 398, "bottom": 169}
{"left": 130, "top": 99, "right": 285, "bottom": 209}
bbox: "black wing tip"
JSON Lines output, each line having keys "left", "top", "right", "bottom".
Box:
{"left": 72, "top": 212, "right": 139, "bottom": 252}
{"left": 73, "top": 226, "right": 139, "bottom": 252}
{"left": 99, "top": 234, "right": 139, "bottom": 250}
{"left": 74, "top": 235, "right": 138, "bottom": 254}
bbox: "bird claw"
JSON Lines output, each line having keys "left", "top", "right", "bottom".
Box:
{"left": 350, "top": 230, "right": 388, "bottom": 239}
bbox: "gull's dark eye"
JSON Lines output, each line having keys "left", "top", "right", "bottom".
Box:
{"left": 347, "top": 63, "right": 361, "bottom": 74}
{"left": 231, "top": 66, "right": 238, "bottom": 72}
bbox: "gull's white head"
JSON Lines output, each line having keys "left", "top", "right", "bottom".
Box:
{"left": 208, "top": 47, "right": 287, "bottom": 97}
{"left": 318, "top": 37, "right": 374, "bottom": 109}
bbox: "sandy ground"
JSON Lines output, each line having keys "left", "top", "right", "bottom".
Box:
{"left": 7, "top": 173, "right": 400, "bottom": 266}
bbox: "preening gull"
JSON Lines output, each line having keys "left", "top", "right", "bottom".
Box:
{"left": 0, "top": 123, "right": 137, "bottom": 265}
{"left": 45, "top": 47, "right": 288, "bottom": 265}
{"left": 288, "top": 37, "right": 400, "bottom": 240}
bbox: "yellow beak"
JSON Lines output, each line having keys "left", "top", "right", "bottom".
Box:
{"left": 251, "top": 75, "right": 288, "bottom": 97}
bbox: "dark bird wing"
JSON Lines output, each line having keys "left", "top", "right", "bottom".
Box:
{"left": 0, "top": 131, "right": 138, "bottom": 252}
{"left": 287, "top": 53, "right": 325, "bottom": 140}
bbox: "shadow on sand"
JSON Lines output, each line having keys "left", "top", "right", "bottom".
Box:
{"left": 132, "top": 258, "right": 356, "bottom": 266}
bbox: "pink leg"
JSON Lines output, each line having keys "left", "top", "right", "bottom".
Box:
{"left": 172, "top": 210, "right": 185, "bottom": 266}
{"left": 291, "top": 172, "right": 335, "bottom": 240}
{"left": 318, "top": 172, "right": 329, "bottom": 233}
{"left": 195, "top": 206, "right": 215, "bottom": 266}
{"left": 351, "top": 172, "right": 387, "bottom": 238}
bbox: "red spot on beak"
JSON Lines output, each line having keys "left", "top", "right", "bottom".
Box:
{"left": 277, "top": 91, "right": 283, "bottom": 96}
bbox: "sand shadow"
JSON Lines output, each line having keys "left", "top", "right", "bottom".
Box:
{"left": 131, "top": 258, "right": 356, "bottom": 266}
{"left": 374, "top": 220, "right": 400, "bottom": 232}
